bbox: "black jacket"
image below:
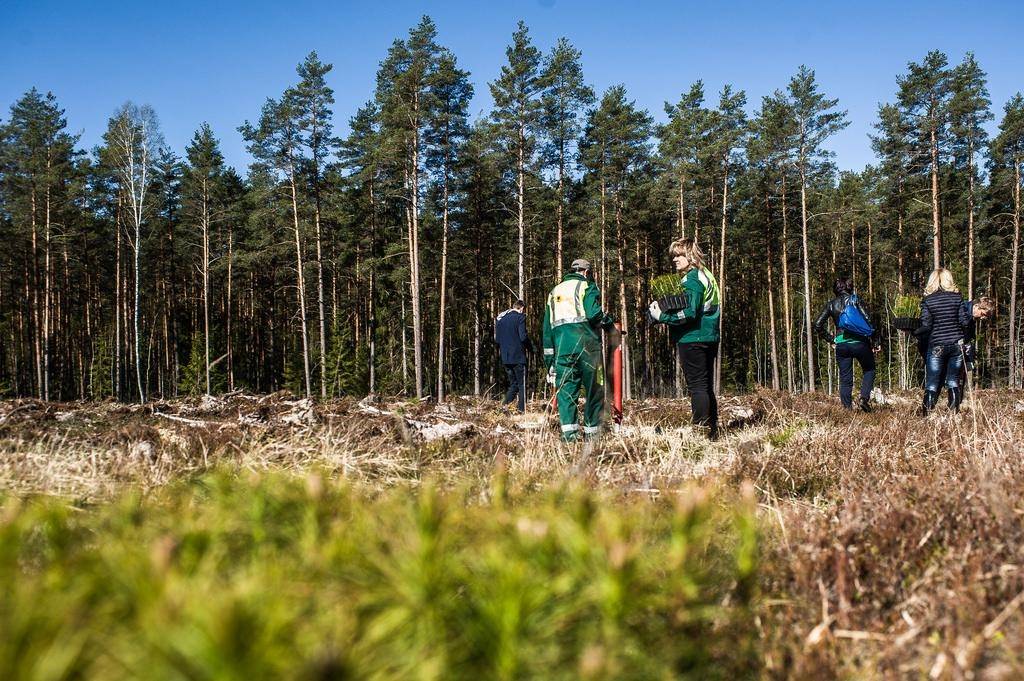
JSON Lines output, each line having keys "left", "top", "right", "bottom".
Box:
{"left": 916, "top": 290, "right": 965, "bottom": 348}
{"left": 813, "top": 293, "right": 876, "bottom": 344}
{"left": 494, "top": 309, "right": 535, "bottom": 365}
{"left": 961, "top": 301, "right": 977, "bottom": 344}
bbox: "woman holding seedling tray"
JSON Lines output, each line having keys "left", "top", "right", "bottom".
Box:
{"left": 648, "top": 238, "right": 721, "bottom": 440}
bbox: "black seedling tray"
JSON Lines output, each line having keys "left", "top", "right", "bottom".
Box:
{"left": 657, "top": 294, "right": 689, "bottom": 312}
{"left": 891, "top": 316, "right": 921, "bottom": 332}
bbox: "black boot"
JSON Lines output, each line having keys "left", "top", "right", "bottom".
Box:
{"left": 921, "top": 389, "right": 939, "bottom": 415}
{"left": 859, "top": 396, "right": 872, "bottom": 413}
{"left": 947, "top": 387, "right": 962, "bottom": 413}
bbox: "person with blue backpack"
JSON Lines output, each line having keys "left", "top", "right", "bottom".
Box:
{"left": 813, "top": 278, "right": 878, "bottom": 411}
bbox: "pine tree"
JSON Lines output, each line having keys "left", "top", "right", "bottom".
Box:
{"left": 183, "top": 123, "right": 227, "bottom": 395}
{"left": 1, "top": 89, "right": 79, "bottom": 400}
{"left": 898, "top": 51, "right": 951, "bottom": 269}
{"left": 788, "top": 66, "right": 848, "bottom": 391}
{"left": 103, "top": 102, "right": 163, "bottom": 403}
{"left": 707, "top": 85, "right": 747, "bottom": 391}
{"left": 580, "top": 85, "right": 653, "bottom": 398}
{"left": 540, "top": 37, "right": 594, "bottom": 274}
{"left": 340, "top": 102, "right": 386, "bottom": 394}
{"left": 490, "top": 20, "right": 543, "bottom": 299}
{"left": 990, "top": 94, "right": 1024, "bottom": 387}
{"left": 241, "top": 97, "right": 312, "bottom": 397}
{"left": 426, "top": 49, "right": 472, "bottom": 402}
{"left": 290, "top": 51, "right": 338, "bottom": 399}
{"left": 660, "top": 82, "right": 714, "bottom": 240}
{"left": 376, "top": 16, "right": 442, "bottom": 399}
{"left": 949, "top": 53, "right": 992, "bottom": 298}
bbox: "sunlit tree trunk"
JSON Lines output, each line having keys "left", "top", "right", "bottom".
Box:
{"left": 288, "top": 159, "right": 312, "bottom": 398}
{"left": 1010, "top": 159, "right": 1022, "bottom": 388}
{"left": 930, "top": 119, "right": 942, "bottom": 269}
{"left": 781, "top": 176, "right": 794, "bottom": 392}
{"left": 799, "top": 139, "right": 816, "bottom": 392}
{"left": 716, "top": 164, "right": 728, "bottom": 393}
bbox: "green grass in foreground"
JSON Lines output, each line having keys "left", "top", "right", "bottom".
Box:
{"left": 0, "top": 470, "right": 760, "bottom": 680}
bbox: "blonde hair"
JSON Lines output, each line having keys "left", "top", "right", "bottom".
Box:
{"left": 924, "top": 268, "right": 959, "bottom": 295}
{"left": 669, "top": 238, "right": 705, "bottom": 270}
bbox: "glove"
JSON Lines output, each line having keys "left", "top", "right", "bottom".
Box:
{"left": 546, "top": 367, "right": 556, "bottom": 385}
{"left": 648, "top": 300, "right": 663, "bottom": 322}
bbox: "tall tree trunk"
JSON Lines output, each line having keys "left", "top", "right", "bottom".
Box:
{"left": 781, "top": 175, "right": 794, "bottom": 392}
{"left": 368, "top": 176, "right": 377, "bottom": 394}
{"left": 967, "top": 138, "right": 976, "bottom": 299}
{"left": 30, "top": 187, "right": 42, "bottom": 398}
{"left": 1010, "top": 159, "right": 1022, "bottom": 388}
{"left": 799, "top": 149, "right": 816, "bottom": 392}
{"left": 678, "top": 171, "right": 687, "bottom": 238}
{"left": 437, "top": 171, "right": 451, "bottom": 402}
{"left": 614, "top": 193, "right": 630, "bottom": 400}
{"left": 930, "top": 122, "right": 942, "bottom": 269}
{"left": 202, "top": 181, "right": 211, "bottom": 395}
{"left": 765, "top": 193, "right": 780, "bottom": 390}
{"left": 850, "top": 219, "right": 857, "bottom": 287}
{"left": 409, "top": 104, "right": 424, "bottom": 399}
{"left": 226, "top": 221, "right": 234, "bottom": 392}
{"left": 556, "top": 143, "right": 565, "bottom": 275}
{"left": 288, "top": 164, "right": 312, "bottom": 398}
{"left": 43, "top": 184, "right": 52, "bottom": 401}
{"left": 115, "top": 200, "right": 122, "bottom": 400}
{"left": 867, "top": 220, "right": 874, "bottom": 300}
{"left": 517, "top": 124, "right": 526, "bottom": 298}
{"left": 133, "top": 212, "right": 143, "bottom": 403}
{"left": 716, "top": 164, "right": 728, "bottom": 394}
{"left": 313, "top": 175, "right": 327, "bottom": 400}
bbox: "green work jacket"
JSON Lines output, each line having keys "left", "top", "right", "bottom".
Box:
{"left": 542, "top": 272, "right": 608, "bottom": 366}
{"left": 657, "top": 266, "right": 721, "bottom": 344}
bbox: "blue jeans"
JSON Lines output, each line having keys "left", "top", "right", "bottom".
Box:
{"left": 925, "top": 344, "right": 964, "bottom": 392}
{"left": 835, "top": 341, "right": 875, "bottom": 409}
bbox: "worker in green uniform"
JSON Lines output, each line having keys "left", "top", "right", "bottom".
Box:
{"left": 542, "top": 258, "right": 615, "bottom": 442}
{"left": 648, "top": 238, "right": 722, "bottom": 439}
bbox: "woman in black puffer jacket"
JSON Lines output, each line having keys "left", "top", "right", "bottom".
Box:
{"left": 915, "top": 268, "right": 966, "bottom": 413}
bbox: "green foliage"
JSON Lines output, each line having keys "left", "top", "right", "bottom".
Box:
{"left": 179, "top": 332, "right": 225, "bottom": 396}
{"left": 650, "top": 273, "right": 684, "bottom": 300}
{"left": 90, "top": 328, "right": 114, "bottom": 399}
{"left": 893, "top": 294, "right": 921, "bottom": 318}
{"left": 0, "top": 472, "right": 761, "bottom": 678}
{"left": 326, "top": 321, "right": 367, "bottom": 397}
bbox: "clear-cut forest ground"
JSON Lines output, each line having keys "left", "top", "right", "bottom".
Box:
{"left": 3, "top": 391, "right": 1024, "bottom": 679}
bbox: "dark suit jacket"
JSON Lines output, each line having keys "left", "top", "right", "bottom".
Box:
{"left": 495, "top": 309, "right": 534, "bottom": 365}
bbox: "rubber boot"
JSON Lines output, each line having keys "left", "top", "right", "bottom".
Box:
{"left": 859, "top": 396, "right": 872, "bottom": 413}
{"left": 947, "top": 387, "right": 962, "bottom": 413}
{"left": 921, "top": 389, "right": 939, "bottom": 415}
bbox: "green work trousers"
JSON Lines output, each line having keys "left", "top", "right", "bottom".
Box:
{"left": 554, "top": 346, "right": 604, "bottom": 441}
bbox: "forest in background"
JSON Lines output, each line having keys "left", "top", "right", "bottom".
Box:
{"left": 2, "top": 16, "right": 1023, "bottom": 404}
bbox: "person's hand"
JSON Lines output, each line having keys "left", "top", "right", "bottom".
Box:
{"left": 546, "top": 367, "right": 556, "bottom": 385}
{"left": 648, "top": 300, "right": 663, "bottom": 319}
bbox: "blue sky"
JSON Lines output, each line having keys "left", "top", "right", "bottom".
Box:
{"left": 1, "top": 0, "right": 1020, "bottom": 172}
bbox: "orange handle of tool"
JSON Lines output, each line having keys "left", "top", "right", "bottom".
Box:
{"left": 612, "top": 322, "right": 623, "bottom": 424}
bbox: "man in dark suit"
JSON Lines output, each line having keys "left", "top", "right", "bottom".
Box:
{"left": 495, "top": 300, "right": 536, "bottom": 413}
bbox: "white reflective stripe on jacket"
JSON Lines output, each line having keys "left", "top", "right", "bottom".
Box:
{"left": 696, "top": 268, "right": 720, "bottom": 313}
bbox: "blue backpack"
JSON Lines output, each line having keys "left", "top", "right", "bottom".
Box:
{"left": 838, "top": 294, "right": 875, "bottom": 337}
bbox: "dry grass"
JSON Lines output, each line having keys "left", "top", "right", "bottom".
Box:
{"left": 4, "top": 388, "right": 1024, "bottom": 677}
